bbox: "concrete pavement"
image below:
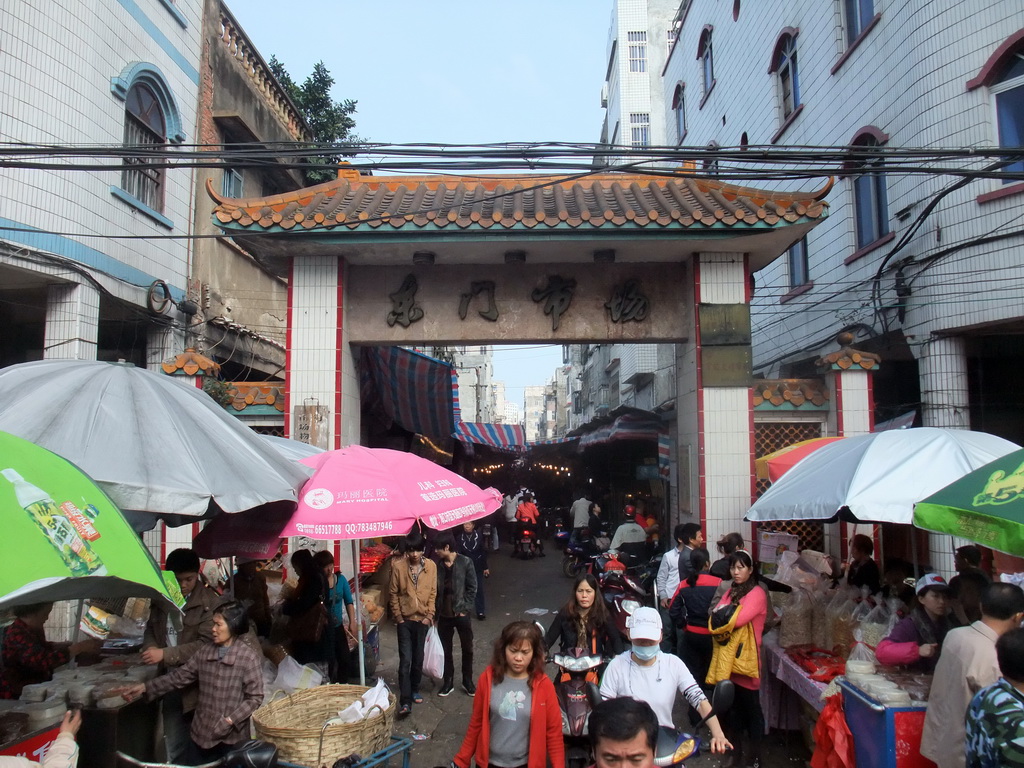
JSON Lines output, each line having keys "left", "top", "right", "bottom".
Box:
{"left": 369, "top": 541, "right": 812, "bottom": 768}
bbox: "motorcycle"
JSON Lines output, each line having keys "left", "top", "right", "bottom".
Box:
{"left": 653, "top": 680, "right": 736, "bottom": 766}
{"left": 119, "top": 740, "right": 279, "bottom": 768}
{"left": 513, "top": 523, "right": 541, "bottom": 559}
{"left": 561, "top": 529, "right": 607, "bottom": 578}
{"left": 551, "top": 647, "right": 605, "bottom": 768}
{"left": 600, "top": 563, "right": 652, "bottom": 640}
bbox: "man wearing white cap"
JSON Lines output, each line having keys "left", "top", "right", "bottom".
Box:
{"left": 599, "top": 606, "right": 732, "bottom": 756}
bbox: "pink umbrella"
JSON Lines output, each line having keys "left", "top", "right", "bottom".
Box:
{"left": 283, "top": 445, "right": 503, "bottom": 539}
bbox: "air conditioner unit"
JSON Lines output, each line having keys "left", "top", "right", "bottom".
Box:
{"left": 600, "top": 83, "right": 609, "bottom": 108}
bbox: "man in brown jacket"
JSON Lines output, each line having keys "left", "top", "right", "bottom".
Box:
{"left": 388, "top": 531, "right": 437, "bottom": 715}
{"left": 142, "top": 548, "right": 222, "bottom": 762}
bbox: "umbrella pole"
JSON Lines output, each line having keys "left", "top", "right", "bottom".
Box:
{"left": 911, "top": 528, "right": 920, "bottom": 578}
{"left": 353, "top": 538, "right": 366, "bottom": 686}
{"left": 72, "top": 599, "right": 85, "bottom": 668}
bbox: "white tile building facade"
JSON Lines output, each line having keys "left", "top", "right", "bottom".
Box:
{"left": 0, "top": 0, "right": 203, "bottom": 367}
{"left": 664, "top": 0, "right": 1024, "bottom": 571}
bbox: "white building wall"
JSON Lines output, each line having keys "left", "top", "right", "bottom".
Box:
{"left": 0, "top": 0, "right": 201, "bottom": 306}
{"left": 665, "top": 1, "right": 1024, "bottom": 376}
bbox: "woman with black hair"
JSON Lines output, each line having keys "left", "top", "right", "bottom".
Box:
{"left": 669, "top": 548, "right": 722, "bottom": 722}
{"left": 118, "top": 601, "right": 264, "bottom": 764}
{"left": 454, "top": 621, "right": 564, "bottom": 768}
{"left": 283, "top": 549, "right": 332, "bottom": 670}
{"left": 709, "top": 550, "right": 768, "bottom": 768}
{"left": 544, "top": 573, "right": 624, "bottom": 657}
{"left": 710, "top": 532, "right": 744, "bottom": 580}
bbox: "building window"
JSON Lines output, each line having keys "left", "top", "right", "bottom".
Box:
{"left": 848, "top": 130, "right": 890, "bottom": 249}
{"left": 628, "top": 31, "right": 647, "bottom": 73}
{"left": 770, "top": 32, "right": 801, "bottom": 119}
{"left": 788, "top": 237, "right": 809, "bottom": 288}
{"left": 844, "top": 0, "right": 874, "bottom": 45}
{"left": 672, "top": 83, "right": 687, "bottom": 143}
{"left": 222, "top": 168, "right": 243, "bottom": 198}
{"left": 698, "top": 27, "right": 715, "bottom": 97}
{"left": 630, "top": 113, "right": 650, "bottom": 147}
{"left": 122, "top": 83, "right": 166, "bottom": 212}
{"left": 992, "top": 49, "right": 1024, "bottom": 180}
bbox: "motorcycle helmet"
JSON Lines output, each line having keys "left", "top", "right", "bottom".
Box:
{"left": 623, "top": 504, "right": 636, "bottom": 518}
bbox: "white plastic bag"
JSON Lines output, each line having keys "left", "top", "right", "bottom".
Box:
{"left": 266, "top": 655, "right": 323, "bottom": 702}
{"left": 423, "top": 625, "right": 445, "bottom": 679}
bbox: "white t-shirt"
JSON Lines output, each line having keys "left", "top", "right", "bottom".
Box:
{"left": 599, "top": 651, "right": 706, "bottom": 728}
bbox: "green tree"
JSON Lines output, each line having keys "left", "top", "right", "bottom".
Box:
{"left": 269, "top": 57, "right": 359, "bottom": 184}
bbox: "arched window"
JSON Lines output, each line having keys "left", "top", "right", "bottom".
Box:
{"left": 967, "top": 31, "right": 1024, "bottom": 182}
{"left": 110, "top": 63, "right": 183, "bottom": 218}
{"left": 123, "top": 83, "right": 166, "bottom": 211}
{"left": 672, "top": 83, "right": 687, "bottom": 143}
{"left": 697, "top": 26, "right": 715, "bottom": 99}
{"left": 769, "top": 30, "right": 801, "bottom": 120}
{"left": 847, "top": 128, "right": 890, "bottom": 249}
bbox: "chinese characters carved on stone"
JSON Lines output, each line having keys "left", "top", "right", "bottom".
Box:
{"left": 458, "top": 280, "right": 498, "bottom": 322}
{"left": 531, "top": 275, "right": 577, "bottom": 331}
{"left": 387, "top": 274, "right": 424, "bottom": 328}
{"left": 605, "top": 279, "right": 650, "bottom": 323}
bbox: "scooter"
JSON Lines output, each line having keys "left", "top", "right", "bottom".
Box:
{"left": 513, "top": 523, "right": 541, "bottom": 559}
{"left": 562, "top": 529, "right": 607, "bottom": 578}
{"left": 118, "top": 741, "right": 279, "bottom": 768}
{"left": 551, "top": 647, "right": 605, "bottom": 768}
{"left": 653, "top": 680, "right": 736, "bottom": 766}
{"left": 600, "top": 565, "right": 651, "bottom": 640}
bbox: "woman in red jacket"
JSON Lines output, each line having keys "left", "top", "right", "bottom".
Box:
{"left": 454, "top": 621, "right": 564, "bottom": 768}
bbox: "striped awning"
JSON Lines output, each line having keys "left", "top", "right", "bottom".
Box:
{"left": 455, "top": 421, "right": 527, "bottom": 449}
{"left": 359, "top": 346, "right": 456, "bottom": 441}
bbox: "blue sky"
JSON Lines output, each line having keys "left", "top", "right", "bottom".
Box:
{"left": 231, "top": 0, "right": 611, "bottom": 404}
{"left": 232, "top": 0, "right": 612, "bottom": 145}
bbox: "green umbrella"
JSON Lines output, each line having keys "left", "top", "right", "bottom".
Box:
{"left": 0, "top": 430, "right": 176, "bottom": 611}
{"left": 914, "top": 447, "right": 1024, "bottom": 556}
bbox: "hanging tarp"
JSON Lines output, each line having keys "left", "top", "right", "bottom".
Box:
{"left": 359, "top": 346, "right": 456, "bottom": 441}
{"left": 455, "top": 421, "right": 527, "bottom": 449}
{"left": 578, "top": 411, "right": 666, "bottom": 449}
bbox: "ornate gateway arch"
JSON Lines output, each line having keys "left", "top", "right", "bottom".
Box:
{"left": 210, "top": 168, "right": 830, "bottom": 541}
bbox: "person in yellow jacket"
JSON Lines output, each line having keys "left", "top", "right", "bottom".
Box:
{"left": 388, "top": 531, "right": 437, "bottom": 716}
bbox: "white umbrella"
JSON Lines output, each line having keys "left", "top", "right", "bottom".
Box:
{"left": 0, "top": 360, "right": 309, "bottom": 530}
{"left": 745, "top": 427, "right": 1020, "bottom": 523}
{"left": 259, "top": 434, "right": 325, "bottom": 462}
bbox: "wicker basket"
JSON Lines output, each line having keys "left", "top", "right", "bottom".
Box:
{"left": 252, "top": 684, "right": 395, "bottom": 767}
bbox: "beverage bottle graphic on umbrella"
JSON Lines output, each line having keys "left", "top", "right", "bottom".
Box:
{"left": 2, "top": 468, "right": 106, "bottom": 577}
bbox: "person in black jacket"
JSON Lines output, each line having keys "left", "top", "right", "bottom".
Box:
{"left": 669, "top": 548, "right": 723, "bottom": 725}
{"left": 455, "top": 520, "right": 490, "bottom": 620}
{"left": 710, "top": 532, "right": 744, "bottom": 580}
{"left": 545, "top": 573, "right": 624, "bottom": 657}
{"left": 433, "top": 531, "right": 478, "bottom": 696}
{"left": 282, "top": 549, "right": 333, "bottom": 670}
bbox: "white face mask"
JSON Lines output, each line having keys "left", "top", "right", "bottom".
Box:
{"left": 631, "top": 643, "right": 659, "bottom": 660}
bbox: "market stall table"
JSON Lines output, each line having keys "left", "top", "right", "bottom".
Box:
{"left": 761, "top": 630, "right": 829, "bottom": 731}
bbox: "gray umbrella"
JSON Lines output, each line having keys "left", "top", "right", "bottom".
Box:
{"left": 0, "top": 359, "right": 309, "bottom": 529}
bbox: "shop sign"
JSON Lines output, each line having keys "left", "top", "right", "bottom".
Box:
{"left": 701, "top": 346, "right": 752, "bottom": 387}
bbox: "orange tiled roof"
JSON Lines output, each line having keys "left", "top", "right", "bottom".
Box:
{"left": 753, "top": 379, "right": 829, "bottom": 408}
{"left": 816, "top": 333, "right": 881, "bottom": 371}
{"left": 208, "top": 170, "right": 832, "bottom": 233}
{"left": 227, "top": 382, "right": 285, "bottom": 413}
{"left": 161, "top": 348, "right": 220, "bottom": 376}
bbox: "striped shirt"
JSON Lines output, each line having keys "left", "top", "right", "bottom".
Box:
{"left": 146, "top": 640, "right": 264, "bottom": 749}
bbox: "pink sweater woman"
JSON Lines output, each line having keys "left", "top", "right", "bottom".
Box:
{"left": 712, "top": 550, "right": 768, "bottom": 768}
